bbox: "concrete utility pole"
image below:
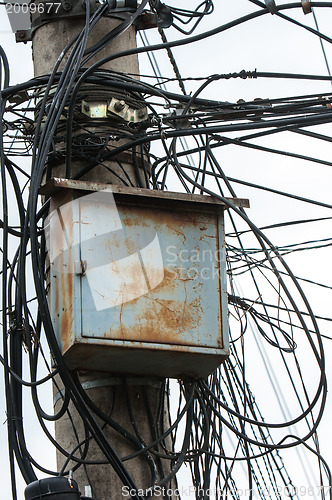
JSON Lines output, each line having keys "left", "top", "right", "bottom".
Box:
{"left": 31, "top": 6, "right": 173, "bottom": 499}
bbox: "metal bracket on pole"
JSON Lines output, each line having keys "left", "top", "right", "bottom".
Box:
{"left": 15, "top": 0, "right": 159, "bottom": 42}
{"left": 80, "top": 98, "right": 148, "bottom": 123}
{"left": 105, "top": 0, "right": 137, "bottom": 9}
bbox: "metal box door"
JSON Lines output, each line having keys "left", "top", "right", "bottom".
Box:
{"left": 44, "top": 179, "right": 248, "bottom": 378}
{"left": 79, "top": 195, "right": 225, "bottom": 349}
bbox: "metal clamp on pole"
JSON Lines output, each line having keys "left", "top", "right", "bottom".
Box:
{"left": 17, "top": 0, "right": 158, "bottom": 41}
{"left": 105, "top": 0, "right": 137, "bottom": 10}
{"left": 149, "top": 0, "right": 173, "bottom": 28}
{"left": 29, "top": 0, "right": 144, "bottom": 41}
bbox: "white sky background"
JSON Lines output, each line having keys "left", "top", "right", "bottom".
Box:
{"left": 1, "top": 1, "right": 332, "bottom": 499}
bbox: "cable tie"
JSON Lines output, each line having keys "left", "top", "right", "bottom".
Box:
{"left": 301, "top": 0, "right": 312, "bottom": 14}
{"left": 264, "top": 0, "right": 277, "bottom": 14}
{"left": 239, "top": 294, "right": 262, "bottom": 320}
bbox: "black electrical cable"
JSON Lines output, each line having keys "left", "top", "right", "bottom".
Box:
{"left": 82, "top": 0, "right": 149, "bottom": 60}
{"left": 0, "top": 43, "right": 21, "bottom": 500}
{"left": 13, "top": 2, "right": 143, "bottom": 495}
{"left": 121, "top": 384, "right": 195, "bottom": 462}
{"left": 167, "top": 157, "right": 327, "bottom": 418}
{"left": 72, "top": 373, "right": 159, "bottom": 486}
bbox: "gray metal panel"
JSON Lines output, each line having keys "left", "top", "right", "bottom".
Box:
{"left": 79, "top": 200, "right": 224, "bottom": 349}
{"left": 46, "top": 180, "right": 236, "bottom": 378}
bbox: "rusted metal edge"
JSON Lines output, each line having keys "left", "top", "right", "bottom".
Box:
{"left": 62, "top": 339, "right": 229, "bottom": 378}
{"left": 40, "top": 177, "right": 250, "bottom": 209}
{"left": 75, "top": 336, "right": 229, "bottom": 354}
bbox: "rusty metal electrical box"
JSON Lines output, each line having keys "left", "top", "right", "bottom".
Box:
{"left": 42, "top": 178, "right": 249, "bottom": 379}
